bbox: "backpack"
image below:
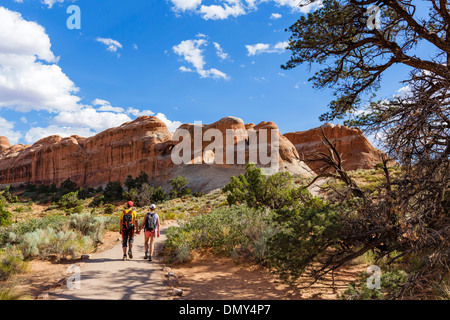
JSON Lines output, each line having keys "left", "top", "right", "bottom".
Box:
{"left": 122, "top": 210, "right": 134, "bottom": 231}
{"left": 145, "top": 212, "right": 157, "bottom": 232}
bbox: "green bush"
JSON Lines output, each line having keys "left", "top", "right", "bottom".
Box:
{"left": 60, "top": 178, "right": 78, "bottom": 193}
{"left": 164, "top": 205, "right": 274, "bottom": 263}
{"left": 0, "top": 200, "right": 12, "bottom": 227}
{"left": 169, "top": 176, "right": 189, "bottom": 199}
{"left": 340, "top": 268, "right": 409, "bottom": 300}
{"left": 223, "top": 163, "right": 308, "bottom": 210}
{"left": 104, "top": 204, "right": 115, "bottom": 215}
{"left": 58, "top": 191, "right": 82, "bottom": 210}
{"left": 267, "top": 199, "right": 349, "bottom": 282}
{"left": 19, "top": 227, "right": 82, "bottom": 260}
{"left": 0, "top": 247, "right": 28, "bottom": 281}
{"left": 103, "top": 181, "right": 123, "bottom": 202}
{"left": 69, "top": 213, "right": 106, "bottom": 244}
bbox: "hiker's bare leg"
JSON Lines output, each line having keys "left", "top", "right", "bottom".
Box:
{"left": 144, "top": 236, "right": 150, "bottom": 253}
{"left": 149, "top": 236, "right": 155, "bottom": 256}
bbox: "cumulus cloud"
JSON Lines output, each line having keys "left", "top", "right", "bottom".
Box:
{"left": 0, "top": 7, "right": 81, "bottom": 113}
{"left": 173, "top": 39, "right": 229, "bottom": 80}
{"left": 245, "top": 41, "right": 288, "bottom": 56}
{"left": 155, "top": 113, "right": 183, "bottom": 132}
{"left": 199, "top": 0, "right": 245, "bottom": 20}
{"left": 0, "top": 117, "right": 22, "bottom": 145}
{"left": 0, "top": 7, "right": 184, "bottom": 145}
{"left": 24, "top": 125, "right": 95, "bottom": 144}
{"left": 52, "top": 107, "right": 132, "bottom": 133}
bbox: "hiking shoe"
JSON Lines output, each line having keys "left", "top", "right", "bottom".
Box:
{"left": 128, "top": 249, "right": 133, "bottom": 259}
{"left": 123, "top": 254, "right": 127, "bottom": 261}
{"left": 148, "top": 256, "right": 152, "bottom": 262}
{"left": 144, "top": 252, "right": 149, "bottom": 260}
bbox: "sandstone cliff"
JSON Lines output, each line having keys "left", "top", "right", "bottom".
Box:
{"left": 284, "top": 123, "right": 384, "bottom": 174}
{"left": 0, "top": 116, "right": 313, "bottom": 193}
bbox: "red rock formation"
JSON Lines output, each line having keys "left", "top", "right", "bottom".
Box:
{"left": 0, "top": 116, "right": 313, "bottom": 192}
{"left": 284, "top": 123, "right": 385, "bottom": 174}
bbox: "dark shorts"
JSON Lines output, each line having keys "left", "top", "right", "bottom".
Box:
{"left": 122, "top": 229, "right": 134, "bottom": 248}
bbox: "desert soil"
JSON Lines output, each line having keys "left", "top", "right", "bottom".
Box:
{"left": 16, "top": 220, "right": 364, "bottom": 300}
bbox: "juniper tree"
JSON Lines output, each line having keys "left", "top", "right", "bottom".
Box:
{"left": 284, "top": 0, "right": 449, "bottom": 297}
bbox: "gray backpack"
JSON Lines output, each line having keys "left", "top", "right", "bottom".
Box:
{"left": 145, "top": 212, "right": 157, "bottom": 232}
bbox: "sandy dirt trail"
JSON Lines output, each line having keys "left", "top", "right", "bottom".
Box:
{"left": 51, "top": 226, "right": 173, "bottom": 300}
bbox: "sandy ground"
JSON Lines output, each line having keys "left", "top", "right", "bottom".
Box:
{"left": 16, "top": 220, "right": 364, "bottom": 300}
{"left": 169, "top": 254, "right": 364, "bottom": 300}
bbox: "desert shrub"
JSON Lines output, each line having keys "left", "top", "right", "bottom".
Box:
{"left": 169, "top": 176, "right": 190, "bottom": 199}
{"left": 124, "top": 184, "right": 166, "bottom": 207}
{"left": 60, "top": 178, "right": 78, "bottom": 193}
{"left": 0, "top": 200, "right": 12, "bottom": 227}
{"left": 89, "top": 195, "right": 105, "bottom": 208}
{"left": 103, "top": 181, "right": 123, "bottom": 202}
{"left": 340, "top": 268, "right": 409, "bottom": 300}
{"left": 0, "top": 278, "right": 30, "bottom": 300}
{"left": 223, "top": 163, "right": 308, "bottom": 209}
{"left": 69, "top": 213, "right": 106, "bottom": 244}
{"left": 19, "top": 227, "right": 81, "bottom": 260}
{"left": 124, "top": 171, "right": 149, "bottom": 191}
{"left": 0, "top": 186, "right": 18, "bottom": 203}
{"left": 0, "top": 247, "right": 28, "bottom": 280}
{"left": 104, "top": 204, "right": 115, "bottom": 215}
{"left": 1, "top": 215, "right": 67, "bottom": 244}
{"left": 164, "top": 205, "right": 274, "bottom": 263}
{"left": 267, "top": 199, "right": 349, "bottom": 282}
{"left": 58, "top": 191, "right": 82, "bottom": 210}
{"left": 123, "top": 188, "right": 138, "bottom": 202}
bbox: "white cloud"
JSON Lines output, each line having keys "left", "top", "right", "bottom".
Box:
{"left": 96, "top": 37, "right": 123, "bottom": 53}
{"left": 179, "top": 66, "right": 194, "bottom": 73}
{"left": 52, "top": 107, "right": 132, "bottom": 132}
{"left": 24, "top": 125, "right": 95, "bottom": 144}
{"left": 245, "top": 41, "right": 288, "bottom": 56}
{"left": 199, "top": 1, "right": 245, "bottom": 20}
{"left": 0, "top": 117, "right": 22, "bottom": 145}
{"left": 270, "top": 13, "right": 282, "bottom": 19}
{"left": 173, "top": 39, "right": 229, "bottom": 80}
{"left": 169, "top": 0, "right": 321, "bottom": 20}
{"left": 196, "top": 33, "right": 207, "bottom": 38}
{"left": 245, "top": 43, "right": 270, "bottom": 56}
{"left": 213, "top": 42, "right": 230, "bottom": 61}
{"left": 0, "top": 7, "right": 81, "bottom": 113}
{"left": 41, "top": 0, "right": 67, "bottom": 8}
{"left": 170, "top": 0, "right": 202, "bottom": 11}
{"left": 155, "top": 113, "right": 182, "bottom": 132}
{"left": 273, "top": 0, "right": 322, "bottom": 13}
{"left": 126, "top": 107, "right": 155, "bottom": 117}
{"left": 92, "top": 98, "right": 125, "bottom": 113}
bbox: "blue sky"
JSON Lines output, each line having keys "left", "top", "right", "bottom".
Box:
{"left": 0, "top": 0, "right": 413, "bottom": 145}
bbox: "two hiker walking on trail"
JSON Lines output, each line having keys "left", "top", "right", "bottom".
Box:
{"left": 119, "top": 201, "right": 160, "bottom": 261}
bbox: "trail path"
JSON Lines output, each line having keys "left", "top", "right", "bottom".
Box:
{"left": 51, "top": 224, "right": 174, "bottom": 300}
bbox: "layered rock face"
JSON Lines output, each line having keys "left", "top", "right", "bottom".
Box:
{"left": 0, "top": 116, "right": 313, "bottom": 192}
{"left": 284, "top": 123, "right": 384, "bottom": 174}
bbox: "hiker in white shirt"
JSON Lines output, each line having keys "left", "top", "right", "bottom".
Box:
{"left": 138, "top": 204, "right": 160, "bottom": 261}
